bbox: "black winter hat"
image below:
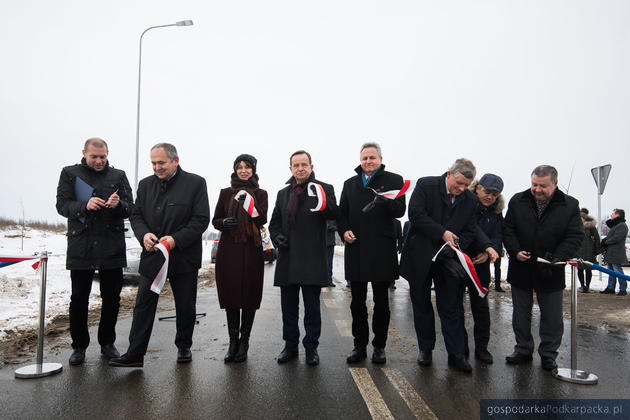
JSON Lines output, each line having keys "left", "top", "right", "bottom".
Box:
{"left": 233, "top": 154, "right": 257, "bottom": 174}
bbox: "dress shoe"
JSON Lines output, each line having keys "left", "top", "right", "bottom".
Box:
{"left": 100, "top": 343, "right": 120, "bottom": 360}
{"left": 495, "top": 286, "right": 505, "bottom": 293}
{"left": 372, "top": 348, "right": 386, "bottom": 364}
{"left": 69, "top": 349, "right": 85, "bottom": 366}
{"left": 505, "top": 351, "right": 533, "bottom": 364}
{"left": 579, "top": 287, "right": 590, "bottom": 293}
{"left": 541, "top": 357, "right": 558, "bottom": 371}
{"left": 327, "top": 283, "right": 336, "bottom": 287}
{"left": 448, "top": 354, "right": 472, "bottom": 373}
{"left": 346, "top": 347, "right": 367, "bottom": 363}
{"left": 474, "top": 347, "right": 493, "bottom": 364}
{"left": 109, "top": 352, "right": 144, "bottom": 367}
{"left": 617, "top": 291, "right": 627, "bottom": 296}
{"left": 417, "top": 349, "right": 432, "bottom": 366}
{"left": 277, "top": 346, "right": 299, "bottom": 363}
{"left": 305, "top": 348, "right": 319, "bottom": 366}
{"left": 177, "top": 347, "right": 192, "bottom": 363}
{"left": 600, "top": 288, "right": 615, "bottom": 294}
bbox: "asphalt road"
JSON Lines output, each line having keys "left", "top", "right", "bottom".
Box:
{"left": 1, "top": 258, "right": 629, "bottom": 419}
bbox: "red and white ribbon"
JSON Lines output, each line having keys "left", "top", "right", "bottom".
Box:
{"left": 432, "top": 241, "right": 488, "bottom": 298}
{"left": 150, "top": 240, "right": 171, "bottom": 294}
{"left": 0, "top": 255, "right": 44, "bottom": 271}
{"left": 307, "top": 182, "right": 327, "bottom": 212}
{"left": 369, "top": 179, "right": 411, "bottom": 200}
{"left": 234, "top": 190, "right": 259, "bottom": 218}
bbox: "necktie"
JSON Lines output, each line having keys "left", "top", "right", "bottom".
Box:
{"left": 448, "top": 193, "right": 453, "bottom": 206}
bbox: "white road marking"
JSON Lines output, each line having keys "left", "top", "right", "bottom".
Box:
{"left": 349, "top": 368, "right": 394, "bottom": 420}
{"left": 382, "top": 368, "right": 437, "bottom": 420}
{"left": 334, "top": 319, "right": 352, "bottom": 337}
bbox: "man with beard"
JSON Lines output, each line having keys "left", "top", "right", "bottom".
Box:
{"left": 56, "top": 137, "right": 133, "bottom": 365}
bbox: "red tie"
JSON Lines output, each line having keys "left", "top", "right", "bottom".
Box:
{"left": 448, "top": 193, "right": 453, "bottom": 206}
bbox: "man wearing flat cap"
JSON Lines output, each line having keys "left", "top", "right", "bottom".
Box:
{"left": 462, "top": 173, "right": 505, "bottom": 364}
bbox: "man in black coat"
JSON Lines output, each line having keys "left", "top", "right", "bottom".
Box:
{"left": 269, "top": 150, "right": 339, "bottom": 366}
{"left": 338, "top": 142, "right": 406, "bottom": 364}
{"left": 400, "top": 158, "right": 478, "bottom": 373}
{"left": 56, "top": 138, "right": 133, "bottom": 365}
{"left": 110, "top": 143, "right": 209, "bottom": 367}
{"left": 503, "top": 165, "right": 583, "bottom": 371}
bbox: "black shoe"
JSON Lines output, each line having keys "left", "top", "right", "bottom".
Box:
{"left": 579, "top": 287, "right": 590, "bottom": 293}
{"left": 495, "top": 287, "right": 505, "bottom": 293}
{"left": 177, "top": 347, "right": 192, "bottom": 363}
{"left": 346, "top": 347, "right": 367, "bottom": 363}
{"left": 234, "top": 338, "right": 249, "bottom": 363}
{"left": 617, "top": 291, "right": 627, "bottom": 296}
{"left": 389, "top": 283, "right": 396, "bottom": 290}
{"left": 109, "top": 352, "right": 144, "bottom": 367}
{"left": 505, "top": 351, "right": 533, "bottom": 364}
{"left": 417, "top": 349, "right": 432, "bottom": 366}
{"left": 327, "top": 283, "right": 336, "bottom": 287}
{"left": 448, "top": 354, "right": 472, "bottom": 373}
{"left": 277, "top": 346, "right": 299, "bottom": 363}
{"left": 541, "top": 357, "right": 558, "bottom": 371}
{"left": 305, "top": 348, "right": 319, "bottom": 366}
{"left": 600, "top": 288, "right": 615, "bottom": 294}
{"left": 474, "top": 347, "right": 493, "bottom": 364}
{"left": 372, "top": 348, "right": 386, "bottom": 364}
{"left": 69, "top": 349, "right": 85, "bottom": 366}
{"left": 100, "top": 344, "right": 120, "bottom": 360}
{"left": 224, "top": 338, "right": 239, "bottom": 363}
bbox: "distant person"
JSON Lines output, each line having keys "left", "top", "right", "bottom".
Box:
{"left": 212, "top": 154, "right": 268, "bottom": 363}
{"left": 56, "top": 137, "right": 133, "bottom": 366}
{"left": 326, "top": 219, "right": 337, "bottom": 287}
{"left": 338, "top": 142, "right": 406, "bottom": 364}
{"left": 269, "top": 150, "right": 339, "bottom": 366}
{"left": 463, "top": 174, "right": 504, "bottom": 364}
{"left": 110, "top": 143, "right": 209, "bottom": 367}
{"left": 390, "top": 219, "right": 404, "bottom": 290}
{"left": 493, "top": 248, "right": 505, "bottom": 292}
{"left": 261, "top": 226, "right": 275, "bottom": 264}
{"left": 400, "top": 158, "right": 478, "bottom": 373}
{"left": 503, "top": 165, "right": 583, "bottom": 371}
{"left": 599, "top": 208, "right": 628, "bottom": 296}
{"left": 576, "top": 210, "right": 600, "bottom": 293}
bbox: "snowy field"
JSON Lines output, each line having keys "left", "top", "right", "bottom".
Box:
{"left": 0, "top": 228, "right": 214, "bottom": 342}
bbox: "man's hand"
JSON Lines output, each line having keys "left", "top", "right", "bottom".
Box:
{"left": 516, "top": 250, "right": 531, "bottom": 262}
{"left": 86, "top": 197, "right": 106, "bottom": 211}
{"left": 442, "top": 230, "right": 458, "bottom": 246}
{"left": 486, "top": 247, "right": 499, "bottom": 263}
{"left": 159, "top": 235, "right": 176, "bottom": 250}
{"left": 343, "top": 230, "right": 357, "bottom": 244}
{"left": 471, "top": 252, "right": 489, "bottom": 265}
{"left": 143, "top": 232, "right": 158, "bottom": 251}
{"left": 105, "top": 191, "right": 120, "bottom": 208}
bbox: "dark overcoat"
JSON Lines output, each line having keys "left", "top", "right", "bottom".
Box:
{"left": 338, "top": 165, "right": 406, "bottom": 283}
{"left": 503, "top": 188, "right": 583, "bottom": 292}
{"left": 56, "top": 159, "right": 133, "bottom": 270}
{"left": 601, "top": 218, "right": 629, "bottom": 265}
{"left": 269, "top": 173, "right": 339, "bottom": 287}
{"left": 399, "top": 173, "right": 478, "bottom": 283}
{"left": 576, "top": 217, "right": 600, "bottom": 263}
{"left": 131, "top": 167, "right": 210, "bottom": 276}
{"left": 212, "top": 187, "right": 268, "bottom": 309}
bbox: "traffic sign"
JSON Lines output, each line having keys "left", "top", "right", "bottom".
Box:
{"left": 591, "top": 164, "right": 612, "bottom": 194}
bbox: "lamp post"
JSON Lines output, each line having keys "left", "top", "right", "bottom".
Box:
{"left": 134, "top": 20, "right": 193, "bottom": 192}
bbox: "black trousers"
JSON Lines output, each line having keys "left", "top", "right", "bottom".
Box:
{"left": 280, "top": 285, "right": 321, "bottom": 350}
{"left": 493, "top": 258, "right": 502, "bottom": 288}
{"left": 409, "top": 264, "right": 466, "bottom": 355}
{"left": 127, "top": 271, "right": 198, "bottom": 356}
{"left": 70, "top": 268, "right": 123, "bottom": 350}
{"left": 350, "top": 282, "right": 390, "bottom": 348}
{"left": 461, "top": 261, "right": 491, "bottom": 349}
{"left": 577, "top": 268, "right": 592, "bottom": 289}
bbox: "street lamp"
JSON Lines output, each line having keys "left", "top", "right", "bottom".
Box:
{"left": 134, "top": 20, "right": 194, "bottom": 192}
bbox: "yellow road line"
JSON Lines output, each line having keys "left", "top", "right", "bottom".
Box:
{"left": 349, "top": 368, "right": 394, "bottom": 420}
{"left": 382, "top": 368, "right": 437, "bottom": 420}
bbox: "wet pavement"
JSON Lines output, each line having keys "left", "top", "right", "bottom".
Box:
{"left": 1, "top": 259, "right": 629, "bottom": 419}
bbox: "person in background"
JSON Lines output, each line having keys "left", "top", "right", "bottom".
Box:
{"left": 599, "top": 208, "right": 628, "bottom": 296}
{"left": 576, "top": 209, "right": 600, "bottom": 293}
{"left": 326, "top": 219, "right": 337, "bottom": 287}
{"left": 493, "top": 248, "right": 505, "bottom": 292}
{"left": 56, "top": 137, "right": 133, "bottom": 366}
{"left": 212, "top": 154, "right": 268, "bottom": 362}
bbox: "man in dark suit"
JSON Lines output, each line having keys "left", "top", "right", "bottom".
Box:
{"left": 110, "top": 143, "right": 209, "bottom": 367}
{"left": 338, "top": 142, "right": 406, "bottom": 364}
{"left": 269, "top": 150, "right": 338, "bottom": 366}
{"left": 400, "top": 158, "right": 478, "bottom": 372}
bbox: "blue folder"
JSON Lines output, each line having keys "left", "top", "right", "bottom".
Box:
{"left": 74, "top": 177, "right": 94, "bottom": 223}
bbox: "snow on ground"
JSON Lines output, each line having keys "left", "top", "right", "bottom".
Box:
{"left": 0, "top": 228, "right": 214, "bottom": 342}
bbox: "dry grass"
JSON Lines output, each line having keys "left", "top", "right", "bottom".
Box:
{"left": 0, "top": 217, "right": 65, "bottom": 233}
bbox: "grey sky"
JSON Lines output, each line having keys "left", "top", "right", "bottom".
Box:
{"left": 1, "top": 1, "right": 629, "bottom": 228}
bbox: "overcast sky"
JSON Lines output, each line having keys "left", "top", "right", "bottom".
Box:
{"left": 1, "top": 1, "right": 629, "bottom": 229}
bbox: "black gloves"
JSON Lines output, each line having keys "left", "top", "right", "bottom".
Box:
{"left": 222, "top": 217, "right": 238, "bottom": 230}
{"left": 274, "top": 234, "right": 289, "bottom": 249}
{"left": 237, "top": 194, "right": 246, "bottom": 202}
{"left": 362, "top": 195, "right": 388, "bottom": 213}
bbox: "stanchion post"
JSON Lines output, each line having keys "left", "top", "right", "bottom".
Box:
{"left": 15, "top": 252, "right": 63, "bottom": 379}
{"left": 552, "top": 263, "right": 598, "bottom": 384}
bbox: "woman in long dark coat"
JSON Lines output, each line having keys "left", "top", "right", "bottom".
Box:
{"left": 212, "top": 154, "right": 268, "bottom": 362}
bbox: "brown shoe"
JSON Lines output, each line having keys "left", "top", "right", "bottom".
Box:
{"left": 475, "top": 347, "right": 494, "bottom": 364}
